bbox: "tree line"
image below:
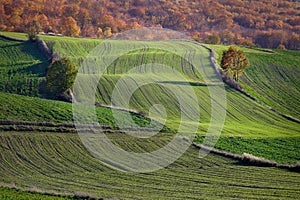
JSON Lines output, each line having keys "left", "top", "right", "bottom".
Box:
{"left": 0, "top": 0, "right": 299, "bottom": 49}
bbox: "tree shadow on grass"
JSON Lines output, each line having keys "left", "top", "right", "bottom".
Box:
{"left": 158, "top": 81, "right": 220, "bottom": 87}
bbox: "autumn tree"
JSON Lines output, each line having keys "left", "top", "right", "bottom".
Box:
{"left": 61, "top": 4, "right": 80, "bottom": 18}
{"left": 205, "top": 33, "right": 221, "bottom": 44}
{"left": 0, "top": 0, "right": 300, "bottom": 48}
{"left": 103, "top": 27, "right": 112, "bottom": 38}
{"left": 25, "top": 20, "right": 41, "bottom": 41}
{"left": 219, "top": 31, "right": 236, "bottom": 45}
{"left": 96, "top": 27, "right": 103, "bottom": 38}
{"left": 46, "top": 58, "right": 77, "bottom": 100}
{"left": 60, "top": 17, "right": 81, "bottom": 37}
{"left": 221, "top": 46, "right": 250, "bottom": 82}
{"left": 37, "top": 14, "right": 50, "bottom": 32}
{"left": 277, "top": 44, "right": 286, "bottom": 50}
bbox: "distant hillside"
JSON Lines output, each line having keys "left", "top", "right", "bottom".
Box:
{"left": 0, "top": 0, "right": 299, "bottom": 49}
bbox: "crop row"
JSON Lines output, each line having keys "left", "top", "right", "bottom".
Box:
{"left": 0, "top": 131, "right": 300, "bottom": 199}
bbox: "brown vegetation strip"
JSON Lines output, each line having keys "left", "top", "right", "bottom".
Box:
{"left": 193, "top": 142, "right": 300, "bottom": 172}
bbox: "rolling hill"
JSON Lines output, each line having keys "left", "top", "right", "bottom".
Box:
{"left": 208, "top": 44, "right": 300, "bottom": 120}
{"left": 0, "top": 31, "right": 299, "bottom": 160}
{"left": 0, "top": 35, "right": 48, "bottom": 96}
{"left": 0, "top": 31, "right": 299, "bottom": 199}
{"left": 1, "top": 32, "right": 298, "bottom": 136}
{"left": 242, "top": 49, "right": 300, "bottom": 119}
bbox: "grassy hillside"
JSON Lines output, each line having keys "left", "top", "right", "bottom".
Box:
{"left": 0, "top": 91, "right": 297, "bottom": 164}
{"left": 208, "top": 44, "right": 300, "bottom": 119}
{"left": 40, "top": 35, "right": 101, "bottom": 67}
{"left": 73, "top": 40, "right": 299, "bottom": 138}
{"left": 195, "top": 136, "right": 300, "bottom": 164}
{"left": 0, "top": 32, "right": 299, "bottom": 199}
{"left": 0, "top": 131, "right": 299, "bottom": 199}
{"left": 0, "top": 32, "right": 28, "bottom": 40}
{"left": 0, "top": 92, "right": 161, "bottom": 130}
{"left": 92, "top": 74, "right": 300, "bottom": 138}
{"left": 0, "top": 36, "right": 48, "bottom": 96}
{"left": 0, "top": 32, "right": 299, "bottom": 160}
{"left": 242, "top": 49, "right": 300, "bottom": 119}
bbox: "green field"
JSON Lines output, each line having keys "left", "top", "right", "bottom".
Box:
{"left": 0, "top": 31, "right": 28, "bottom": 40}
{"left": 0, "top": 91, "right": 298, "bottom": 165}
{"left": 207, "top": 44, "right": 300, "bottom": 119}
{"left": 0, "top": 92, "right": 162, "bottom": 130}
{"left": 0, "top": 187, "right": 71, "bottom": 200}
{"left": 0, "top": 131, "right": 299, "bottom": 199}
{"left": 0, "top": 37, "right": 48, "bottom": 96}
{"left": 40, "top": 35, "right": 101, "bottom": 67}
{"left": 195, "top": 136, "right": 300, "bottom": 164}
{"left": 0, "top": 32, "right": 299, "bottom": 199}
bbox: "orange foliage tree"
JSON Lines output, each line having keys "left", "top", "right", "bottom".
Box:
{"left": 221, "top": 46, "right": 250, "bottom": 82}
{"left": 60, "top": 17, "right": 81, "bottom": 37}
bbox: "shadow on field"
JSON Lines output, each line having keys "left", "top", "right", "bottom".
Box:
{"left": 0, "top": 43, "right": 22, "bottom": 48}
{"left": 159, "top": 81, "right": 218, "bottom": 87}
{"left": 15, "top": 62, "right": 48, "bottom": 77}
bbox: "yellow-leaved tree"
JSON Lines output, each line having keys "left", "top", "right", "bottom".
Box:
{"left": 221, "top": 46, "right": 250, "bottom": 82}
{"left": 60, "top": 16, "right": 81, "bottom": 37}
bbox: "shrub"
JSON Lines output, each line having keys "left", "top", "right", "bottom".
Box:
{"left": 46, "top": 58, "right": 77, "bottom": 101}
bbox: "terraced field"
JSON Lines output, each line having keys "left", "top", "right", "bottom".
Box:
{"left": 4, "top": 32, "right": 297, "bottom": 138}
{"left": 0, "top": 131, "right": 300, "bottom": 199}
{"left": 0, "top": 90, "right": 298, "bottom": 165}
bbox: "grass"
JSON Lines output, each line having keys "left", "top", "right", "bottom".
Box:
{"left": 73, "top": 40, "right": 299, "bottom": 138}
{"left": 0, "top": 86, "right": 298, "bottom": 163}
{"left": 0, "top": 31, "right": 28, "bottom": 40}
{"left": 207, "top": 44, "right": 300, "bottom": 119}
{"left": 0, "top": 32, "right": 299, "bottom": 160}
{"left": 40, "top": 35, "right": 101, "bottom": 67}
{"left": 3, "top": 34, "right": 293, "bottom": 138}
{"left": 91, "top": 71, "right": 300, "bottom": 138}
{"left": 0, "top": 32, "right": 299, "bottom": 199}
{"left": 0, "top": 32, "right": 101, "bottom": 98}
{"left": 241, "top": 49, "right": 300, "bottom": 119}
{"left": 0, "top": 37, "right": 48, "bottom": 96}
{"left": 0, "top": 131, "right": 299, "bottom": 199}
{"left": 195, "top": 136, "right": 300, "bottom": 164}
{"left": 0, "top": 187, "right": 71, "bottom": 200}
{"left": 0, "top": 92, "right": 161, "bottom": 130}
